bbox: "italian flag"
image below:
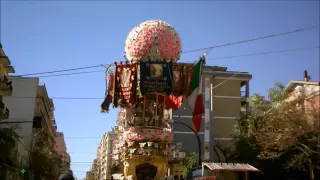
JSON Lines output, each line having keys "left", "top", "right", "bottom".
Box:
{"left": 187, "top": 58, "right": 205, "bottom": 134}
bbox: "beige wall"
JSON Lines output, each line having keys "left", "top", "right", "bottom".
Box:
{"left": 212, "top": 79, "right": 243, "bottom": 138}
{"left": 212, "top": 79, "right": 241, "bottom": 96}
{"left": 97, "top": 131, "right": 116, "bottom": 180}
{"left": 172, "top": 73, "right": 250, "bottom": 159}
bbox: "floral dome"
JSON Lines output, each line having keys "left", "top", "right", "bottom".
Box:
{"left": 124, "top": 20, "right": 182, "bottom": 62}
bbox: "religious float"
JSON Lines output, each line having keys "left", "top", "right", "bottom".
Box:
{"left": 101, "top": 20, "right": 205, "bottom": 180}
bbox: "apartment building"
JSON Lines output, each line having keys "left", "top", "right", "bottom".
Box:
{"left": 3, "top": 77, "right": 39, "bottom": 165}
{"left": 34, "top": 85, "right": 57, "bottom": 150}
{"left": 172, "top": 65, "right": 252, "bottom": 161}
{"left": 285, "top": 71, "right": 320, "bottom": 129}
{"left": 3, "top": 77, "right": 60, "bottom": 168}
{"left": 97, "top": 130, "right": 116, "bottom": 180}
{"left": 86, "top": 171, "right": 95, "bottom": 180}
{"left": 0, "top": 43, "right": 17, "bottom": 180}
{"left": 55, "top": 131, "right": 71, "bottom": 173}
{"left": 92, "top": 159, "right": 99, "bottom": 178}
{"left": 0, "top": 43, "right": 15, "bottom": 120}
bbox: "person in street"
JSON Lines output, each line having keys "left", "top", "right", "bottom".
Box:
{"left": 58, "top": 173, "right": 75, "bottom": 180}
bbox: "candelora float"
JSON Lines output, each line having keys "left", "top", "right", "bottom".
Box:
{"left": 101, "top": 20, "right": 205, "bottom": 180}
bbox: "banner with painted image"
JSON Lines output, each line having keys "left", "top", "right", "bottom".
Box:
{"left": 172, "top": 64, "right": 185, "bottom": 96}
{"left": 116, "top": 63, "right": 137, "bottom": 107}
{"left": 139, "top": 61, "right": 173, "bottom": 96}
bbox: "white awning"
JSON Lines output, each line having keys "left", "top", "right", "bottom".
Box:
{"left": 203, "top": 163, "right": 260, "bottom": 172}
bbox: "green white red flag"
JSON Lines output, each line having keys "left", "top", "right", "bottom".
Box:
{"left": 187, "top": 57, "right": 205, "bottom": 134}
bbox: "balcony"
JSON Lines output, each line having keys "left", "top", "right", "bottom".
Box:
{"left": 0, "top": 55, "right": 11, "bottom": 65}
{"left": 0, "top": 75, "right": 13, "bottom": 96}
{"left": 33, "top": 116, "right": 43, "bottom": 129}
{"left": 0, "top": 100, "right": 10, "bottom": 120}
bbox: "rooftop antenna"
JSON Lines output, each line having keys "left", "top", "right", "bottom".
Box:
{"left": 304, "top": 70, "right": 311, "bottom": 81}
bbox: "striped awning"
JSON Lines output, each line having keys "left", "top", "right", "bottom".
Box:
{"left": 203, "top": 163, "right": 260, "bottom": 172}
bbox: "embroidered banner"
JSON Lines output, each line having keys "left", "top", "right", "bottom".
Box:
{"left": 140, "top": 61, "right": 173, "bottom": 96}
{"left": 172, "top": 64, "right": 185, "bottom": 97}
{"left": 185, "top": 65, "right": 194, "bottom": 96}
{"left": 116, "top": 63, "right": 137, "bottom": 107}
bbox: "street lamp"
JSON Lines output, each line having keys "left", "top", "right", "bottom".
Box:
{"left": 172, "top": 121, "right": 201, "bottom": 166}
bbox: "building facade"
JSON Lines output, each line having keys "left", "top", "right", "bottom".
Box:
{"left": 86, "top": 159, "right": 99, "bottom": 180}
{"left": 285, "top": 72, "right": 320, "bottom": 129}
{"left": 3, "top": 77, "right": 39, "bottom": 166}
{"left": 4, "top": 76, "right": 69, "bottom": 178}
{"left": 172, "top": 65, "right": 252, "bottom": 161}
{"left": 0, "top": 43, "right": 18, "bottom": 180}
{"left": 0, "top": 43, "right": 15, "bottom": 120}
{"left": 97, "top": 130, "right": 116, "bottom": 180}
{"left": 55, "top": 131, "right": 71, "bottom": 174}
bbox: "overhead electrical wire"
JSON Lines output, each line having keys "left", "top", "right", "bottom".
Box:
{"left": 12, "top": 25, "right": 319, "bottom": 78}
{"left": 10, "top": 46, "right": 319, "bottom": 81}
{"left": 11, "top": 70, "right": 105, "bottom": 81}
{"left": 6, "top": 45, "right": 319, "bottom": 100}
{"left": 70, "top": 162, "right": 93, "bottom": 164}
{"left": 64, "top": 136, "right": 103, "bottom": 139}
{"left": 6, "top": 71, "right": 251, "bottom": 100}
{"left": 182, "top": 25, "right": 319, "bottom": 54}
{"left": 19, "top": 64, "right": 106, "bottom": 76}
{"left": 206, "top": 46, "right": 319, "bottom": 61}
{"left": 7, "top": 96, "right": 104, "bottom": 99}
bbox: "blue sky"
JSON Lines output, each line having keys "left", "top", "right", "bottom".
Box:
{"left": 1, "top": 1, "right": 319, "bottom": 179}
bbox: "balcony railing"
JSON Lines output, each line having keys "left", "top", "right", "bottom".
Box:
{"left": 0, "top": 101, "right": 9, "bottom": 119}
{"left": 0, "top": 101, "right": 5, "bottom": 109}
{"left": 0, "top": 75, "right": 13, "bottom": 94}
{"left": 33, "top": 116, "right": 43, "bottom": 129}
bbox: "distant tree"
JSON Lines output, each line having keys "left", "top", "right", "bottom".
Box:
{"left": 233, "top": 82, "right": 320, "bottom": 179}
{"left": 0, "top": 125, "right": 20, "bottom": 168}
{"left": 28, "top": 129, "right": 57, "bottom": 179}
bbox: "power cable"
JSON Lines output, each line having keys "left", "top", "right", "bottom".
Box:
{"left": 212, "top": 72, "right": 241, "bottom": 90}
{"left": 19, "top": 65, "right": 106, "bottom": 76}
{"left": 64, "top": 137, "right": 102, "bottom": 139}
{"left": 182, "top": 25, "right": 319, "bottom": 54}
{"left": 205, "top": 46, "right": 319, "bottom": 61}
{"left": 71, "top": 162, "right": 92, "bottom": 164}
{"left": 7, "top": 96, "right": 103, "bottom": 100}
{"left": 12, "top": 24, "right": 319, "bottom": 78}
{"left": 10, "top": 46, "right": 319, "bottom": 81}
{"left": 11, "top": 70, "right": 104, "bottom": 81}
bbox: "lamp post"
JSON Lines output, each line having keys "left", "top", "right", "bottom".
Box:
{"left": 173, "top": 121, "right": 201, "bottom": 166}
